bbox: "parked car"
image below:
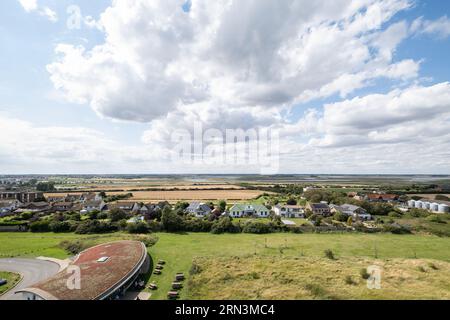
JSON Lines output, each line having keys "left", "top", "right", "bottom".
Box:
{"left": 0, "top": 279, "right": 7, "bottom": 286}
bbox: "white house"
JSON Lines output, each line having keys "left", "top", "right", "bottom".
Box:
{"left": 228, "top": 204, "right": 270, "bottom": 218}
{"left": 0, "top": 200, "right": 22, "bottom": 215}
{"left": 273, "top": 205, "right": 305, "bottom": 218}
{"left": 81, "top": 200, "right": 106, "bottom": 214}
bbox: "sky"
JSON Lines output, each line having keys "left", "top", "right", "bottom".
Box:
{"left": 0, "top": 0, "right": 450, "bottom": 174}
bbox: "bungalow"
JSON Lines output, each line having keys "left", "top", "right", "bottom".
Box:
{"left": 106, "top": 202, "right": 140, "bottom": 213}
{"left": 307, "top": 203, "right": 331, "bottom": 216}
{"left": 186, "top": 202, "right": 212, "bottom": 218}
{"left": 80, "top": 192, "right": 103, "bottom": 203}
{"left": 228, "top": 204, "right": 270, "bottom": 218}
{"left": 366, "top": 194, "right": 399, "bottom": 202}
{"left": 81, "top": 200, "right": 106, "bottom": 213}
{"left": 16, "top": 202, "right": 51, "bottom": 214}
{"left": 51, "top": 202, "right": 74, "bottom": 212}
{"left": 330, "top": 204, "right": 372, "bottom": 221}
{"left": 273, "top": 205, "right": 305, "bottom": 218}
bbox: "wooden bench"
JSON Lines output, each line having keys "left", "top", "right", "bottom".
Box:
{"left": 172, "top": 282, "right": 183, "bottom": 290}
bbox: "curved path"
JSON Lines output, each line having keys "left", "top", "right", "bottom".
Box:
{"left": 0, "top": 258, "right": 59, "bottom": 300}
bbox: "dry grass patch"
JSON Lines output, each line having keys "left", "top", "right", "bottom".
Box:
{"left": 187, "top": 256, "right": 450, "bottom": 300}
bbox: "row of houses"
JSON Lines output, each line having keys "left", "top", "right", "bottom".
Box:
{"left": 407, "top": 200, "right": 450, "bottom": 213}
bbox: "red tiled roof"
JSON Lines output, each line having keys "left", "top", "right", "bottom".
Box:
{"left": 25, "top": 241, "right": 147, "bottom": 300}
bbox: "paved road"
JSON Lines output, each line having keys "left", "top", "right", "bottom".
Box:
{"left": 0, "top": 258, "right": 59, "bottom": 300}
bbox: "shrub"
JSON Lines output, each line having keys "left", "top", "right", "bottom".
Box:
{"left": 131, "top": 235, "right": 159, "bottom": 247}
{"left": 75, "top": 220, "right": 116, "bottom": 234}
{"left": 49, "top": 221, "right": 72, "bottom": 233}
{"left": 211, "top": 217, "right": 240, "bottom": 234}
{"left": 435, "top": 195, "right": 450, "bottom": 201}
{"left": 408, "top": 209, "right": 430, "bottom": 218}
{"left": 333, "top": 211, "right": 347, "bottom": 222}
{"left": 324, "top": 249, "right": 335, "bottom": 260}
{"left": 388, "top": 211, "right": 402, "bottom": 218}
{"left": 108, "top": 209, "right": 128, "bottom": 222}
{"left": 190, "top": 262, "right": 202, "bottom": 275}
{"left": 161, "top": 208, "right": 185, "bottom": 232}
{"left": 242, "top": 221, "right": 272, "bottom": 234}
{"left": 184, "top": 218, "right": 213, "bottom": 232}
{"left": 59, "top": 240, "right": 91, "bottom": 255}
{"left": 126, "top": 222, "right": 150, "bottom": 234}
{"left": 345, "top": 275, "right": 356, "bottom": 285}
{"left": 383, "top": 223, "right": 411, "bottom": 235}
{"left": 29, "top": 220, "right": 50, "bottom": 232}
{"left": 426, "top": 215, "right": 446, "bottom": 224}
{"left": 360, "top": 268, "right": 370, "bottom": 280}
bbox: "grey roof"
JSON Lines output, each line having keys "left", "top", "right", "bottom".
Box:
{"left": 229, "top": 204, "right": 269, "bottom": 212}
{"left": 310, "top": 203, "right": 330, "bottom": 209}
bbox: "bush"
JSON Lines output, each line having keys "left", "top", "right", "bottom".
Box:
{"left": 360, "top": 268, "right": 370, "bottom": 280}
{"left": 184, "top": 219, "right": 212, "bottom": 232}
{"left": 59, "top": 240, "right": 91, "bottom": 255}
{"left": 408, "top": 209, "right": 430, "bottom": 218}
{"left": 333, "top": 211, "right": 347, "bottom": 222}
{"left": 345, "top": 275, "right": 356, "bottom": 285}
{"left": 435, "top": 195, "right": 450, "bottom": 201}
{"left": 130, "top": 235, "right": 159, "bottom": 247}
{"left": 324, "top": 249, "right": 335, "bottom": 260}
{"left": 108, "top": 209, "right": 128, "bottom": 222}
{"left": 49, "top": 221, "right": 72, "bottom": 233}
{"left": 211, "top": 217, "right": 240, "bottom": 234}
{"left": 126, "top": 222, "right": 150, "bottom": 234}
{"left": 29, "top": 220, "right": 50, "bottom": 232}
{"left": 388, "top": 211, "right": 402, "bottom": 218}
{"left": 426, "top": 215, "right": 446, "bottom": 224}
{"left": 75, "top": 220, "right": 117, "bottom": 234}
{"left": 242, "top": 221, "right": 272, "bottom": 234}
{"left": 383, "top": 223, "right": 411, "bottom": 235}
{"left": 161, "top": 208, "right": 185, "bottom": 232}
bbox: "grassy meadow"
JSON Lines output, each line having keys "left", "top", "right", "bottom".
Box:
{"left": 0, "top": 271, "right": 21, "bottom": 296}
{"left": 1, "top": 232, "right": 450, "bottom": 299}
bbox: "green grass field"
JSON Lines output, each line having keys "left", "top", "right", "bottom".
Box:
{"left": 1, "top": 232, "right": 449, "bottom": 299}
{"left": 0, "top": 271, "right": 21, "bottom": 296}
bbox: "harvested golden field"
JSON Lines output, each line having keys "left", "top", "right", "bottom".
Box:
{"left": 187, "top": 256, "right": 450, "bottom": 300}
{"left": 81, "top": 184, "right": 246, "bottom": 191}
{"left": 46, "top": 189, "right": 267, "bottom": 201}
{"left": 409, "top": 194, "right": 450, "bottom": 200}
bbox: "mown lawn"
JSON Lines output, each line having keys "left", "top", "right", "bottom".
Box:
{"left": 0, "top": 271, "right": 21, "bottom": 296}
{"left": 1, "top": 232, "right": 449, "bottom": 300}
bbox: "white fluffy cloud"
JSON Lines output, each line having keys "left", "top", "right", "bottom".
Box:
{"left": 48, "top": 0, "right": 417, "bottom": 124}
{"left": 411, "top": 16, "right": 450, "bottom": 38}
{"left": 17, "top": 0, "right": 58, "bottom": 22}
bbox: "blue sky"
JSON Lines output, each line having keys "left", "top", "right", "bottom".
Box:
{"left": 1, "top": 0, "right": 450, "bottom": 174}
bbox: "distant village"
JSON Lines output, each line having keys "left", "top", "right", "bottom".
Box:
{"left": 1, "top": 181, "right": 449, "bottom": 233}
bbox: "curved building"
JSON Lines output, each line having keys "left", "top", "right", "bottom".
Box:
{"left": 17, "top": 240, "right": 149, "bottom": 300}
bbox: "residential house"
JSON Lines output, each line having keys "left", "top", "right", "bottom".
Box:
{"left": 330, "top": 204, "right": 372, "bottom": 221}
{"left": 80, "top": 192, "right": 103, "bottom": 204}
{"left": 228, "top": 204, "right": 270, "bottom": 218}
{"left": 81, "top": 200, "right": 106, "bottom": 213}
{"left": 186, "top": 202, "right": 212, "bottom": 218}
{"left": 106, "top": 202, "right": 141, "bottom": 213}
{"left": 273, "top": 205, "right": 305, "bottom": 218}
{"left": 15, "top": 202, "right": 51, "bottom": 214}
{"left": 52, "top": 202, "right": 74, "bottom": 212}
{"left": 0, "top": 200, "right": 22, "bottom": 216}
{"left": 0, "top": 192, "right": 44, "bottom": 203}
{"left": 47, "top": 195, "right": 67, "bottom": 203}
{"left": 307, "top": 203, "right": 331, "bottom": 216}
{"left": 366, "top": 194, "right": 399, "bottom": 202}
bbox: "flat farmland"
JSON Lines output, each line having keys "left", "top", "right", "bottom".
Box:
{"left": 45, "top": 189, "right": 269, "bottom": 202}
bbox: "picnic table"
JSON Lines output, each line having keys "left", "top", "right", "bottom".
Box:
{"left": 148, "top": 283, "right": 158, "bottom": 290}
{"left": 172, "top": 282, "right": 183, "bottom": 290}
{"left": 153, "top": 270, "right": 162, "bottom": 275}
{"left": 158, "top": 260, "right": 166, "bottom": 265}
{"left": 168, "top": 291, "right": 179, "bottom": 299}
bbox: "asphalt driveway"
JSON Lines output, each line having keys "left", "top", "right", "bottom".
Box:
{"left": 0, "top": 258, "right": 59, "bottom": 300}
